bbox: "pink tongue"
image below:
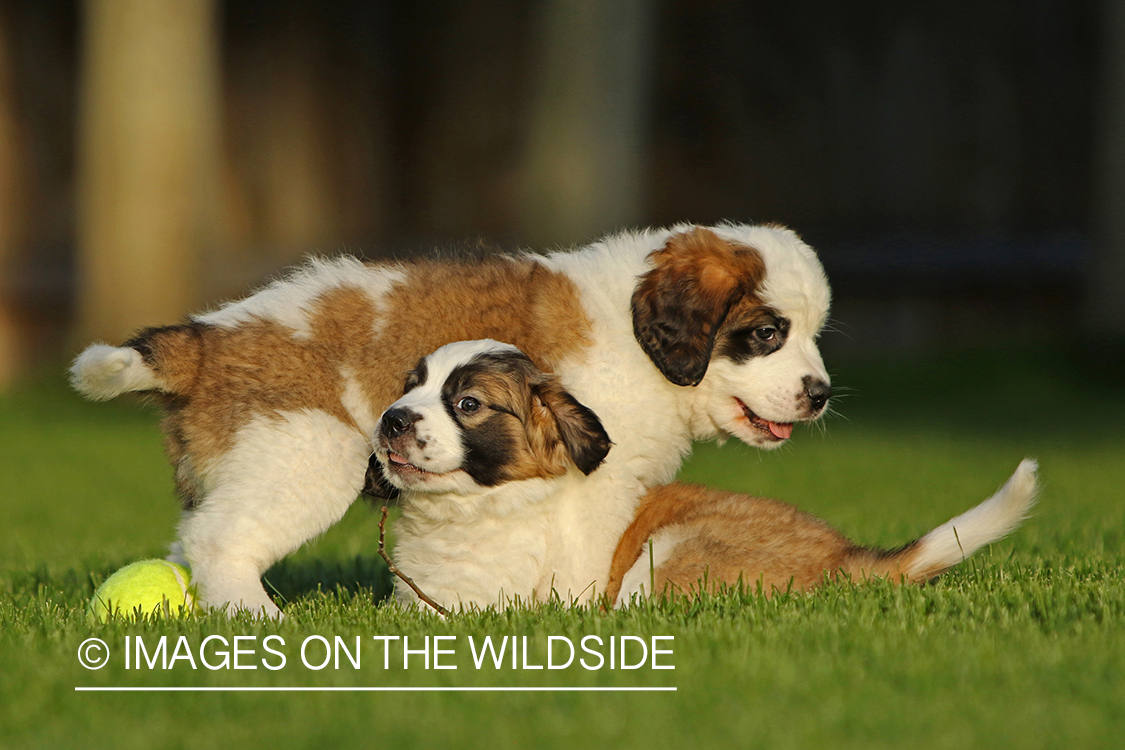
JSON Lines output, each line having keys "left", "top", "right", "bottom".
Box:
{"left": 767, "top": 421, "right": 793, "bottom": 439}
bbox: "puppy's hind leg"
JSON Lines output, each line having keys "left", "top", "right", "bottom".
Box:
{"left": 178, "top": 409, "right": 371, "bottom": 618}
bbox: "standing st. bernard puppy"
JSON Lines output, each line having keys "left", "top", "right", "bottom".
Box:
{"left": 374, "top": 340, "right": 1037, "bottom": 611}
{"left": 70, "top": 223, "right": 832, "bottom": 616}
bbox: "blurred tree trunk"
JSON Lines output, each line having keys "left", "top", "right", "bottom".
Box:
{"left": 517, "top": 0, "right": 656, "bottom": 248}
{"left": 0, "top": 7, "right": 23, "bottom": 386}
{"left": 75, "top": 0, "right": 221, "bottom": 344}
{"left": 1089, "top": 0, "right": 1125, "bottom": 344}
{"left": 213, "top": 2, "right": 392, "bottom": 301}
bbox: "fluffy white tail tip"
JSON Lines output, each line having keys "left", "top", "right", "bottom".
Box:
{"left": 912, "top": 458, "right": 1039, "bottom": 574}
{"left": 70, "top": 344, "right": 160, "bottom": 400}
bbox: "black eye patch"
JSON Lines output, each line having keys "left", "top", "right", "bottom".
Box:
{"left": 458, "top": 411, "right": 519, "bottom": 487}
{"left": 434, "top": 349, "right": 536, "bottom": 486}
{"left": 715, "top": 309, "right": 791, "bottom": 363}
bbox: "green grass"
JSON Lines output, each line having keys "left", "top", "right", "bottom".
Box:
{"left": 1, "top": 348, "right": 1122, "bottom": 749}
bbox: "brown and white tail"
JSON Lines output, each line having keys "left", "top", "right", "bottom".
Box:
{"left": 70, "top": 325, "right": 202, "bottom": 401}
{"left": 848, "top": 459, "right": 1039, "bottom": 583}
{"left": 70, "top": 344, "right": 164, "bottom": 400}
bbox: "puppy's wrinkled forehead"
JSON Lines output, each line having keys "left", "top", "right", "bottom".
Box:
{"left": 397, "top": 339, "right": 530, "bottom": 407}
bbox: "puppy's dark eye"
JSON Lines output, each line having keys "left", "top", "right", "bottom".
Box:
{"left": 753, "top": 326, "right": 777, "bottom": 342}
{"left": 456, "top": 396, "right": 481, "bottom": 413}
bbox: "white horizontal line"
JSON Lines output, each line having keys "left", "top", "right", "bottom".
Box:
{"left": 76, "top": 686, "right": 676, "bottom": 693}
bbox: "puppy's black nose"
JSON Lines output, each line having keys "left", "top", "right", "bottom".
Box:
{"left": 381, "top": 408, "right": 420, "bottom": 438}
{"left": 803, "top": 377, "right": 832, "bottom": 413}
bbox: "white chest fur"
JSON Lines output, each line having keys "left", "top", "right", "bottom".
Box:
{"left": 393, "top": 479, "right": 555, "bottom": 609}
{"left": 393, "top": 470, "right": 640, "bottom": 609}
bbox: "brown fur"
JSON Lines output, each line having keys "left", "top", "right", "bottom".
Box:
{"left": 130, "top": 254, "right": 593, "bottom": 508}
{"left": 404, "top": 349, "right": 609, "bottom": 484}
{"left": 522, "top": 374, "right": 612, "bottom": 478}
{"left": 439, "top": 356, "right": 575, "bottom": 483}
{"left": 463, "top": 367, "right": 592, "bottom": 484}
{"left": 605, "top": 483, "right": 924, "bottom": 602}
{"left": 155, "top": 316, "right": 367, "bottom": 507}
{"left": 631, "top": 227, "right": 767, "bottom": 386}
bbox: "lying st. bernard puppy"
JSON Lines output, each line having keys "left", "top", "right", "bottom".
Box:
{"left": 605, "top": 462, "right": 1038, "bottom": 604}
{"left": 375, "top": 340, "right": 613, "bottom": 608}
{"left": 375, "top": 340, "right": 1038, "bottom": 610}
{"left": 70, "top": 223, "right": 832, "bottom": 616}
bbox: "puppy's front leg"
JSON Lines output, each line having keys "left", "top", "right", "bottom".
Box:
{"left": 177, "top": 409, "right": 371, "bottom": 618}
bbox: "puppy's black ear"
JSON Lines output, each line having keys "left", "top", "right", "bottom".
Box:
{"left": 530, "top": 377, "right": 612, "bottom": 476}
{"left": 631, "top": 228, "right": 765, "bottom": 386}
{"left": 361, "top": 454, "right": 400, "bottom": 501}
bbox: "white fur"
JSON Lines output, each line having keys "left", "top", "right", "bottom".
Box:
{"left": 196, "top": 255, "right": 406, "bottom": 338}
{"left": 392, "top": 414, "right": 656, "bottom": 609}
{"left": 393, "top": 477, "right": 559, "bottom": 609}
{"left": 905, "top": 459, "right": 1039, "bottom": 578}
{"left": 69, "top": 344, "right": 162, "bottom": 400}
{"left": 178, "top": 409, "right": 370, "bottom": 617}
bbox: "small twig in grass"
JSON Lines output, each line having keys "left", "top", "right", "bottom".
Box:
{"left": 573, "top": 579, "right": 596, "bottom": 606}
{"left": 377, "top": 506, "right": 448, "bottom": 617}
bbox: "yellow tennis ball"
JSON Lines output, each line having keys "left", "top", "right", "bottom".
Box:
{"left": 87, "top": 559, "right": 195, "bottom": 623}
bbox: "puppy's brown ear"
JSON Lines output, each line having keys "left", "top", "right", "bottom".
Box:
{"left": 631, "top": 228, "right": 765, "bottom": 386}
{"left": 528, "top": 376, "right": 612, "bottom": 476}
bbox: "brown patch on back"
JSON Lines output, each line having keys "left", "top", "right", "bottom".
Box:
{"left": 133, "top": 254, "right": 593, "bottom": 508}
{"left": 356, "top": 257, "right": 593, "bottom": 420}
{"left": 125, "top": 324, "right": 206, "bottom": 395}
{"left": 606, "top": 483, "right": 930, "bottom": 603}
{"left": 631, "top": 228, "right": 766, "bottom": 386}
